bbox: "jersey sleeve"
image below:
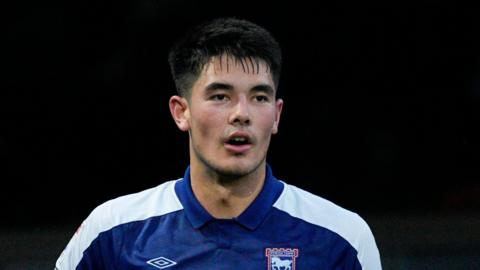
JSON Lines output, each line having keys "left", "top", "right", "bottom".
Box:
{"left": 54, "top": 201, "right": 113, "bottom": 270}
{"left": 355, "top": 215, "right": 382, "bottom": 270}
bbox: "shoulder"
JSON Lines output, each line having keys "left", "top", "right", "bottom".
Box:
{"left": 274, "top": 182, "right": 367, "bottom": 228}
{"left": 55, "top": 180, "right": 183, "bottom": 269}
{"left": 274, "top": 182, "right": 382, "bottom": 269}
{"left": 88, "top": 179, "right": 182, "bottom": 232}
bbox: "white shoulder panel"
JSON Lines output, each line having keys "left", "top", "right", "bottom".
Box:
{"left": 55, "top": 179, "right": 183, "bottom": 270}
{"left": 273, "top": 183, "right": 382, "bottom": 270}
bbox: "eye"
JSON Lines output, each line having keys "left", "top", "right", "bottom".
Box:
{"left": 210, "top": 94, "right": 228, "bottom": 101}
{"left": 254, "top": 95, "right": 269, "bottom": 103}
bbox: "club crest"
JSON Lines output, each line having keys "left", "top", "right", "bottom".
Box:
{"left": 265, "top": 248, "right": 299, "bottom": 270}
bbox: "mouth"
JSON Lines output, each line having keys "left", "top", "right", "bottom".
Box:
{"left": 224, "top": 132, "right": 253, "bottom": 154}
{"left": 227, "top": 136, "right": 251, "bottom": 145}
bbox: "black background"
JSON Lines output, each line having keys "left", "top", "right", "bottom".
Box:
{"left": 3, "top": 2, "right": 480, "bottom": 228}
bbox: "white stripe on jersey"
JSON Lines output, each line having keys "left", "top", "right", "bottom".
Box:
{"left": 55, "top": 180, "right": 183, "bottom": 270}
{"left": 273, "top": 182, "right": 382, "bottom": 270}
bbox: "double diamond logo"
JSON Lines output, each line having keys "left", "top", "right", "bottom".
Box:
{"left": 147, "top": 257, "right": 177, "bottom": 269}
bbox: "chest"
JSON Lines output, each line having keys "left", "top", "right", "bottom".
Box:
{"left": 106, "top": 213, "right": 358, "bottom": 270}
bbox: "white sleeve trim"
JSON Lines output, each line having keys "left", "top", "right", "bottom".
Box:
{"left": 55, "top": 180, "right": 183, "bottom": 270}
{"left": 273, "top": 183, "right": 382, "bottom": 270}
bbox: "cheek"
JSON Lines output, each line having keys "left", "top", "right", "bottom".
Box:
{"left": 192, "top": 109, "right": 224, "bottom": 137}
{"left": 263, "top": 109, "right": 279, "bottom": 130}
{"left": 256, "top": 115, "right": 277, "bottom": 140}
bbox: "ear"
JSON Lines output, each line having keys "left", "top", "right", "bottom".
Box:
{"left": 169, "top": 95, "right": 190, "bottom": 131}
{"left": 272, "top": 98, "right": 283, "bottom": 134}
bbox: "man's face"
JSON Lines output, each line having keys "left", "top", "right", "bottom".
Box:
{"left": 173, "top": 56, "right": 283, "bottom": 178}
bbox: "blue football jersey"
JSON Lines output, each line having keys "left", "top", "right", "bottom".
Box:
{"left": 55, "top": 166, "right": 382, "bottom": 270}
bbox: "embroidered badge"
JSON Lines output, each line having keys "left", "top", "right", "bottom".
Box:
{"left": 265, "top": 248, "right": 299, "bottom": 270}
{"left": 147, "top": 256, "right": 177, "bottom": 269}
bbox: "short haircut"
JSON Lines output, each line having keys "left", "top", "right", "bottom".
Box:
{"left": 168, "top": 17, "right": 282, "bottom": 98}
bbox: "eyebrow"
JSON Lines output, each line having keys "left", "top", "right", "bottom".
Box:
{"left": 251, "top": 84, "right": 275, "bottom": 96}
{"left": 205, "top": 82, "right": 234, "bottom": 92}
{"left": 204, "top": 82, "right": 275, "bottom": 96}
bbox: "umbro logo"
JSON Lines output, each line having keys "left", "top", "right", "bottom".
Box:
{"left": 147, "top": 256, "right": 177, "bottom": 269}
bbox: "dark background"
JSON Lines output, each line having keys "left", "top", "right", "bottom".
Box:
{"left": 3, "top": 2, "right": 480, "bottom": 269}
{"left": 0, "top": 0, "right": 480, "bottom": 226}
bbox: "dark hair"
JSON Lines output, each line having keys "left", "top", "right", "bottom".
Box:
{"left": 168, "top": 17, "right": 282, "bottom": 98}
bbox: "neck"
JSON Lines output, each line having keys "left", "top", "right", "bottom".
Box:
{"left": 190, "top": 163, "right": 266, "bottom": 219}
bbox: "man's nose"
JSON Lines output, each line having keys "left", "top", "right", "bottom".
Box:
{"left": 228, "top": 97, "right": 251, "bottom": 125}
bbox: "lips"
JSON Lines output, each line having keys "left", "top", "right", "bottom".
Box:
{"left": 224, "top": 131, "right": 253, "bottom": 154}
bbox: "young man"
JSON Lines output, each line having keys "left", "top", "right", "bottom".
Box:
{"left": 55, "top": 18, "right": 382, "bottom": 269}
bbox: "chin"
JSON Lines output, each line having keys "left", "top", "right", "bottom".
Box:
{"left": 216, "top": 164, "right": 251, "bottom": 177}
{"left": 193, "top": 146, "right": 265, "bottom": 179}
{"left": 215, "top": 159, "right": 264, "bottom": 178}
